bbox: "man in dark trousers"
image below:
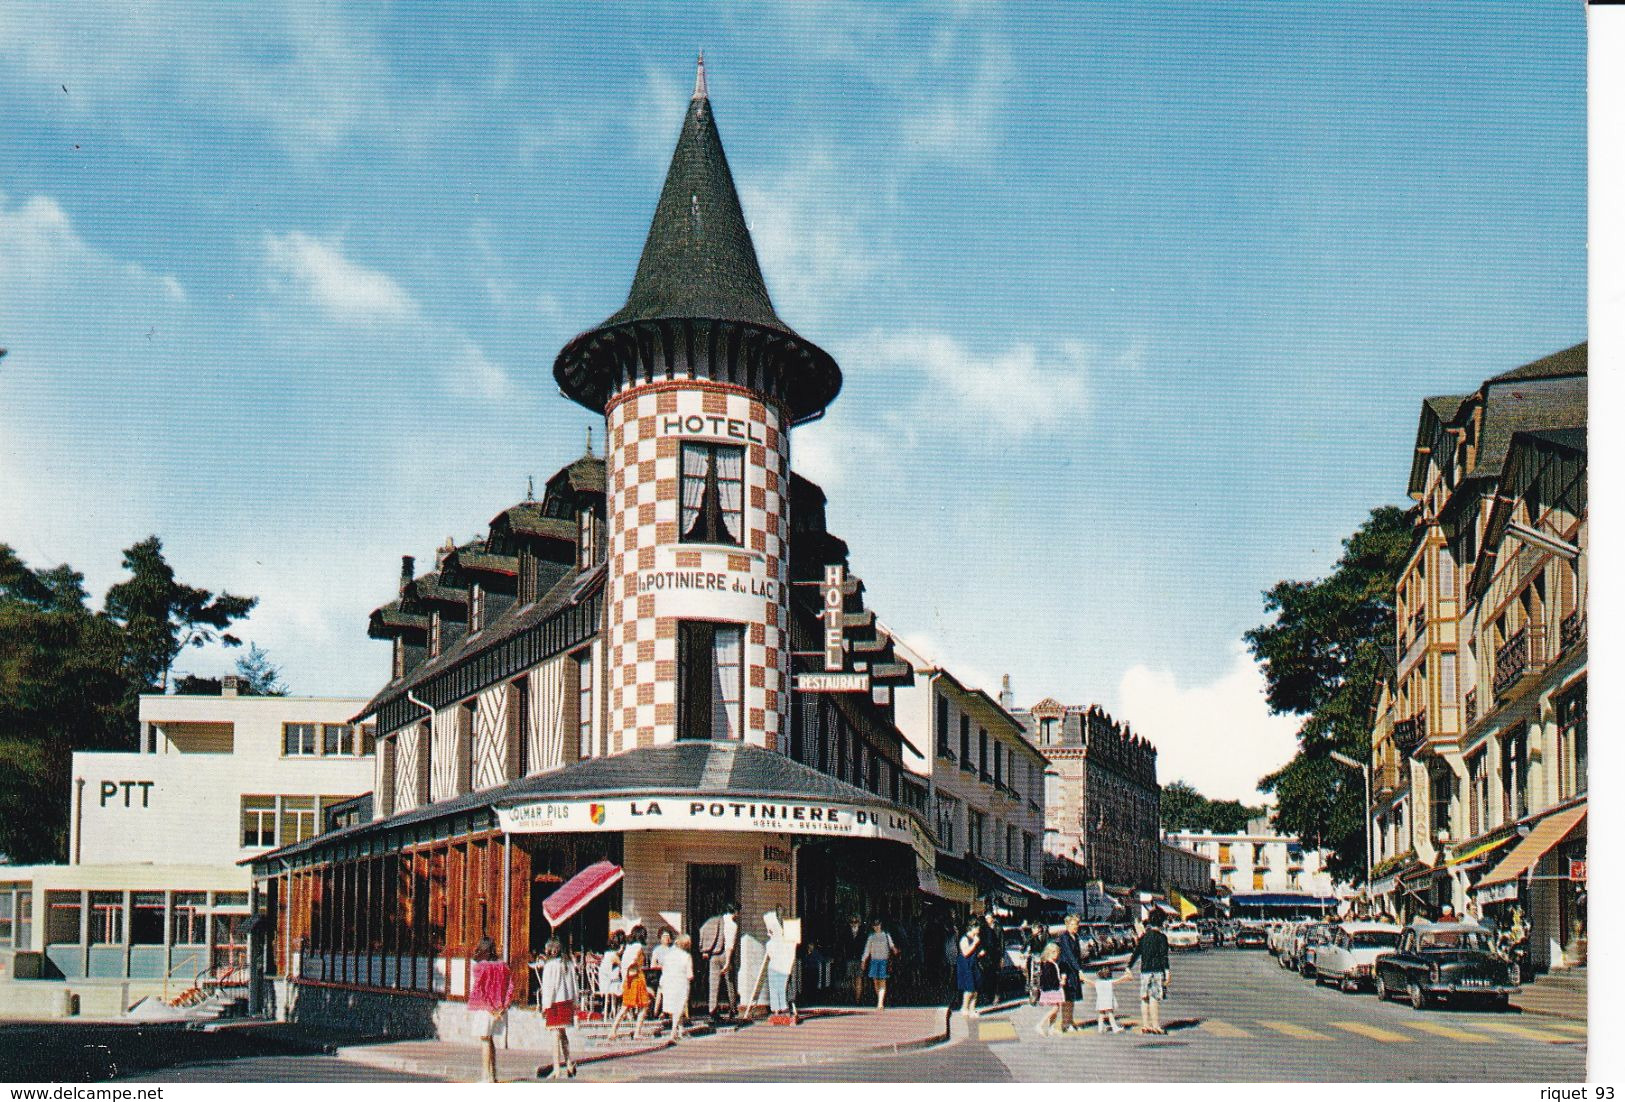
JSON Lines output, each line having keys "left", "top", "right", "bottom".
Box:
{"left": 1055, "top": 913, "right": 1088, "bottom": 1033}
{"left": 697, "top": 902, "right": 740, "bottom": 1018}
{"left": 976, "top": 911, "right": 1004, "bottom": 1009}
{"left": 1127, "top": 910, "right": 1171, "bottom": 1034}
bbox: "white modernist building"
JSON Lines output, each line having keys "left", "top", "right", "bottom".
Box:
{"left": 0, "top": 686, "right": 371, "bottom": 1018}
{"left": 1165, "top": 817, "right": 1341, "bottom": 917}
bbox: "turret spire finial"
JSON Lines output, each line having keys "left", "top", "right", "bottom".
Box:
{"left": 693, "top": 50, "right": 708, "bottom": 100}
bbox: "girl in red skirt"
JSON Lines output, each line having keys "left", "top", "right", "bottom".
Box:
{"left": 535, "top": 938, "right": 578, "bottom": 1079}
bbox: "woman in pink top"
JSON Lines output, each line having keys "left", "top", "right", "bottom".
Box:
{"left": 466, "top": 937, "right": 512, "bottom": 1082}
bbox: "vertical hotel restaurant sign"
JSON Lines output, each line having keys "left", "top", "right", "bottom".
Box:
{"left": 793, "top": 564, "right": 870, "bottom": 693}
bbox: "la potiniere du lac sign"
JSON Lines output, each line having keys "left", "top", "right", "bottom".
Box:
{"left": 496, "top": 796, "right": 933, "bottom": 864}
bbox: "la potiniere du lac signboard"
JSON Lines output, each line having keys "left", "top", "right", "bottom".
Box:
{"left": 495, "top": 796, "right": 934, "bottom": 865}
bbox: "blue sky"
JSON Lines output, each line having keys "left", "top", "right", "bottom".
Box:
{"left": 0, "top": 2, "right": 1586, "bottom": 800}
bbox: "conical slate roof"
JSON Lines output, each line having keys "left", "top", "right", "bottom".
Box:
{"left": 554, "top": 58, "right": 841, "bottom": 419}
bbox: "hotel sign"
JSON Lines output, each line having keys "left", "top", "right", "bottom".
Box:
{"left": 794, "top": 672, "right": 871, "bottom": 693}
{"left": 822, "top": 565, "right": 846, "bottom": 670}
{"left": 498, "top": 795, "right": 933, "bottom": 864}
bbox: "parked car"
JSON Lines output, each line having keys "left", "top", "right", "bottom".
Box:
{"left": 1268, "top": 921, "right": 1298, "bottom": 957}
{"left": 1299, "top": 923, "right": 1338, "bottom": 976}
{"left": 1374, "top": 923, "right": 1520, "bottom": 1010}
{"left": 1166, "top": 921, "right": 1201, "bottom": 950}
{"left": 1235, "top": 924, "right": 1268, "bottom": 949}
{"left": 1314, "top": 922, "right": 1402, "bottom": 991}
{"left": 1088, "top": 923, "right": 1115, "bottom": 957}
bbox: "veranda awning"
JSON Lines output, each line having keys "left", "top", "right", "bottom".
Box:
{"left": 542, "top": 859, "right": 624, "bottom": 926}
{"left": 1475, "top": 805, "right": 1586, "bottom": 893}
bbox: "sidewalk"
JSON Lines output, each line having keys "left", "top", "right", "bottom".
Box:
{"left": 1511, "top": 967, "right": 1587, "bottom": 1022}
{"left": 333, "top": 1006, "right": 950, "bottom": 1082}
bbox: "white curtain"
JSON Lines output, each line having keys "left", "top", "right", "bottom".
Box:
{"left": 714, "top": 446, "right": 745, "bottom": 543}
{"left": 711, "top": 626, "right": 743, "bottom": 739}
{"left": 680, "top": 444, "right": 709, "bottom": 536}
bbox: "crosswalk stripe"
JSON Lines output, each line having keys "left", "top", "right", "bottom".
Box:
{"left": 1330, "top": 1021, "right": 1415, "bottom": 1043}
{"left": 1402, "top": 1020, "right": 1493, "bottom": 1043}
{"left": 1198, "top": 1019, "right": 1253, "bottom": 1038}
{"left": 977, "top": 1021, "right": 1018, "bottom": 1043}
{"left": 1465, "top": 1019, "right": 1575, "bottom": 1043}
{"left": 1256, "top": 1019, "right": 1333, "bottom": 1040}
{"left": 1529, "top": 1020, "right": 1588, "bottom": 1036}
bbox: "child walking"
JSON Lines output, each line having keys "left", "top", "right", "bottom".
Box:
{"left": 1093, "top": 964, "right": 1131, "bottom": 1033}
{"left": 1035, "top": 942, "right": 1065, "bottom": 1036}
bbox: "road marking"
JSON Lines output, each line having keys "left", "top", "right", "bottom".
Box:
{"left": 978, "top": 1021, "right": 1018, "bottom": 1043}
{"left": 1465, "top": 1019, "right": 1575, "bottom": 1043}
{"left": 1198, "top": 1019, "right": 1253, "bottom": 1038}
{"left": 1401, "top": 1020, "right": 1493, "bottom": 1043}
{"left": 1329, "top": 1021, "right": 1415, "bottom": 1043}
{"left": 1256, "top": 1019, "right": 1332, "bottom": 1040}
{"left": 1527, "top": 1020, "right": 1588, "bottom": 1037}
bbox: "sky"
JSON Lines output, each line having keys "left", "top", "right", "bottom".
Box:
{"left": 0, "top": 1, "right": 1587, "bottom": 802}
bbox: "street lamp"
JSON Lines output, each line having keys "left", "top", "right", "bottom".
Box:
{"left": 1328, "top": 750, "right": 1372, "bottom": 912}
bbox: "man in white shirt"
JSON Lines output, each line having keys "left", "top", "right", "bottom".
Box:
{"left": 698, "top": 903, "right": 740, "bottom": 1016}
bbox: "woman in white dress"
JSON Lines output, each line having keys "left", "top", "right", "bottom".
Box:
{"left": 660, "top": 933, "right": 695, "bottom": 1039}
{"left": 597, "top": 930, "right": 624, "bottom": 1018}
{"left": 535, "top": 938, "right": 578, "bottom": 1079}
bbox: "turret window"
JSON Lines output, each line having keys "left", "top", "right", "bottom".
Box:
{"left": 678, "top": 621, "right": 744, "bottom": 739}
{"left": 680, "top": 443, "right": 745, "bottom": 545}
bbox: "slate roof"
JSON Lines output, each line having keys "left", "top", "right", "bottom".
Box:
{"left": 250, "top": 741, "right": 905, "bottom": 863}
{"left": 1487, "top": 341, "right": 1587, "bottom": 384}
{"left": 553, "top": 62, "right": 841, "bottom": 420}
{"left": 1470, "top": 366, "right": 1586, "bottom": 477}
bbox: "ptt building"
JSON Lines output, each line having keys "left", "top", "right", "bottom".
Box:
{"left": 248, "top": 62, "right": 941, "bottom": 1039}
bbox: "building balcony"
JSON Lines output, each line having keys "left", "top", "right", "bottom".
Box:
{"left": 1464, "top": 687, "right": 1477, "bottom": 729}
{"left": 1561, "top": 611, "right": 1585, "bottom": 654}
{"left": 1392, "top": 713, "right": 1425, "bottom": 755}
{"left": 1410, "top": 607, "right": 1427, "bottom": 644}
{"left": 1374, "top": 760, "right": 1402, "bottom": 796}
{"left": 1495, "top": 624, "right": 1548, "bottom": 701}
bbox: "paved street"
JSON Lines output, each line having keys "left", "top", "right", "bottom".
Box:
{"left": 625, "top": 949, "right": 1586, "bottom": 1083}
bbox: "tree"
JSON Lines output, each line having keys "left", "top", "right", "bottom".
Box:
{"left": 1245, "top": 505, "right": 1413, "bottom": 881}
{"left": 233, "top": 643, "right": 288, "bottom": 696}
{"left": 103, "top": 536, "right": 257, "bottom": 694}
{"left": 1161, "top": 779, "right": 1265, "bottom": 833}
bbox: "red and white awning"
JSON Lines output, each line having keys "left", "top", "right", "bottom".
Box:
{"left": 542, "top": 859, "right": 624, "bottom": 927}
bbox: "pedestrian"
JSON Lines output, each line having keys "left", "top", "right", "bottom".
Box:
{"left": 466, "top": 936, "right": 512, "bottom": 1082}
{"left": 844, "top": 914, "right": 866, "bottom": 1003}
{"left": 1056, "top": 913, "right": 1087, "bottom": 1033}
{"left": 1439, "top": 902, "right": 1458, "bottom": 923}
{"left": 1035, "top": 942, "right": 1064, "bottom": 1036}
{"left": 1092, "top": 964, "right": 1131, "bottom": 1033}
{"left": 535, "top": 938, "right": 578, "bottom": 1079}
{"left": 646, "top": 926, "right": 673, "bottom": 1007}
{"left": 763, "top": 911, "right": 796, "bottom": 1017}
{"left": 598, "top": 929, "right": 624, "bottom": 1018}
{"left": 1126, "top": 909, "right": 1171, "bottom": 1035}
{"left": 976, "top": 912, "right": 1004, "bottom": 1009}
{"left": 661, "top": 932, "right": 696, "bottom": 1040}
{"left": 697, "top": 903, "right": 739, "bottom": 1018}
{"left": 955, "top": 921, "right": 981, "bottom": 1016}
{"left": 609, "top": 924, "right": 650, "bottom": 1041}
{"left": 860, "top": 918, "right": 898, "bottom": 1010}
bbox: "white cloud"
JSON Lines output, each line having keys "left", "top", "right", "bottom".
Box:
{"left": 893, "top": 628, "right": 1002, "bottom": 702}
{"left": 1116, "top": 642, "right": 1303, "bottom": 804}
{"left": 449, "top": 343, "right": 516, "bottom": 402}
{"left": 263, "top": 231, "right": 419, "bottom": 324}
{"left": 899, "top": 41, "right": 1008, "bottom": 166}
{"left": 861, "top": 330, "right": 1091, "bottom": 435}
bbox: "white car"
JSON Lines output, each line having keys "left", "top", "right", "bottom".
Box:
{"left": 1166, "top": 921, "right": 1201, "bottom": 950}
{"left": 1314, "top": 922, "right": 1403, "bottom": 992}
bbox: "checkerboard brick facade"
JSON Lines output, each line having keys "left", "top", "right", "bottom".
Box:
{"left": 603, "top": 381, "right": 791, "bottom": 753}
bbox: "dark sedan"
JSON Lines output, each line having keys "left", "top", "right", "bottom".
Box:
{"left": 1235, "top": 925, "right": 1268, "bottom": 949}
{"left": 1373, "top": 923, "right": 1521, "bottom": 1010}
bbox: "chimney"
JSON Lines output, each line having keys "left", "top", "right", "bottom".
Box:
{"left": 999, "top": 674, "right": 1014, "bottom": 711}
{"left": 222, "top": 675, "right": 241, "bottom": 698}
{"left": 400, "top": 555, "right": 415, "bottom": 593}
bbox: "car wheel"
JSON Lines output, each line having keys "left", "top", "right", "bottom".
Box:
{"left": 1314, "top": 969, "right": 1327, "bottom": 986}
{"left": 1408, "top": 982, "right": 1427, "bottom": 1011}
{"left": 1375, "top": 974, "right": 1389, "bottom": 1001}
{"left": 1340, "top": 976, "right": 1357, "bottom": 994}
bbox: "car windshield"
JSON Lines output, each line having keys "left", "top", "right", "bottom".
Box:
{"left": 1419, "top": 929, "right": 1493, "bottom": 952}
{"left": 1350, "top": 931, "right": 1400, "bottom": 949}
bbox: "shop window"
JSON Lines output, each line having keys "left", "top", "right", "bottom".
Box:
{"left": 283, "top": 723, "right": 317, "bottom": 757}
{"left": 45, "top": 891, "right": 81, "bottom": 946}
{"left": 241, "top": 795, "right": 277, "bottom": 847}
{"left": 679, "top": 442, "right": 745, "bottom": 545}
{"left": 89, "top": 892, "right": 124, "bottom": 945}
{"left": 678, "top": 621, "right": 743, "bottom": 740}
{"left": 131, "top": 892, "right": 166, "bottom": 945}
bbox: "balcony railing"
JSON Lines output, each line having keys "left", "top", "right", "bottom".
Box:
{"left": 1495, "top": 624, "right": 1548, "bottom": 699}
{"left": 1561, "top": 611, "right": 1585, "bottom": 653}
{"left": 1410, "top": 607, "right": 1427, "bottom": 644}
{"left": 1392, "top": 713, "right": 1425, "bottom": 755}
{"left": 1464, "top": 688, "right": 1478, "bottom": 729}
{"left": 1374, "top": 760, "right": 1402, "bottom": 795}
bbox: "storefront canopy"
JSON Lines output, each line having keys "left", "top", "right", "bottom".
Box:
{"left": 971, "top": 857, "right": 1069, "bottom": 907}
{"left": 543, "top": 859, "right": 624, "bottom": 926}
{"left": 1226, "top": 892, "right": 1339, "bottom": 909}
{"left": 1476, "top": 805, "right": 1586, "bottom": 892}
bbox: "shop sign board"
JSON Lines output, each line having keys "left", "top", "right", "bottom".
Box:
{"left": 1569, "top": 858, "right": 1586, "bottom": 882}
{"left": 1476, "top": 880, "right": 1519, "bottom": 904}
{"left": 794, "top": 672, "right": 871, "bottom": 693}
{"left": 498, "top": 795, "right": 933, "bottom": 864}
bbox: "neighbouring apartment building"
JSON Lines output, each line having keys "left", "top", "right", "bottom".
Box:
{"left": 1366, "top": 343, "right": 1585, "bottom": 975}
{"left": 1166, "top": 819, "right": 1339, "bottom": 919}
{"left": 0, "top": 685, "right": 372, "bottom": 1019}
{"left": 1011, "top": 696, "right": 1161, "bottom": 894}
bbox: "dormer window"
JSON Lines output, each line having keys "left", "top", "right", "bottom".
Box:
{"left": 429, "top": 611, "right": 442, "bottom": 658}
{"left": 680, "top": 443, "right": 744, "bottom": 546}
{"left": 468, "top": 583, "right": 484, "bottom": 633}
{"left": 578, "top": 507, "right": 599, "bottom": 568}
